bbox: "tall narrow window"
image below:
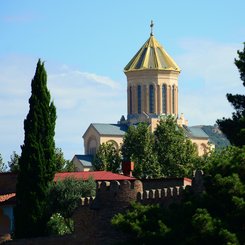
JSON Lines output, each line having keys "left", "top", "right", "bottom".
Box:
{"left": 137, "top": 85, "right": 141, "bottom": 113}
{"left": 162, "top": 84, "right": 167, "bottom": 114}
{"left": 172, "top": 85, "right": 175, "bottom": 114}
{"left": 129, "top": 86, "right": 132, "bottom": 114}
{"left": 149, "top": 85, "right": 154, "bottom": 113}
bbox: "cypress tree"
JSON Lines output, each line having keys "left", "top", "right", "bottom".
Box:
{"left": 14, "top": 59, "right": 56, "bottom": 238}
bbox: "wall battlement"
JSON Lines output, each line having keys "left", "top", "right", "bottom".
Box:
{"left": 80, "top": 178, "right": 192, "bottom": 209}
{"left": 80, "top": 196, "right": 95, "bottom": 207}
{"left": 137, "top": 186, "right": 185, "bottom": 206}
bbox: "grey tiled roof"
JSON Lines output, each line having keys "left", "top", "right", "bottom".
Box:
{"left": 184, "top": 126, "right": 209, "bottom": 139}
{"left": 75, "top": 155, "right": 93, "bottom": 167}
{"left": 92, "top": 123, "right": 128, "bottom": 136}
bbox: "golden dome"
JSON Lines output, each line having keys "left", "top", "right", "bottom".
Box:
{"left": 124, "top": 35, "right": 180, "bottom": 72}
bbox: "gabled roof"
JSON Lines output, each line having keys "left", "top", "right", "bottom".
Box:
{"left": 74, "top": 155, "right": 93, "bottom": 167}
{"left": 54, "top": 171, "right": 136, "bottom": 182}
{"left": 124, "top": 35, "right": 180, "bottom": 72}
{"left": 91, "top": 123, "right": 128, "bottom": 136}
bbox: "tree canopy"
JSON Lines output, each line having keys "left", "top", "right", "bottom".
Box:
{"left": 112, "top": 146, "right": 245, "bottom": 244}
{"left": 154, "top": 117, "right": 198, "bottom": 177}
{"left": 217, "top": 43, "right": 245, "bottom": 146}
{"left": 14, "top": 59, "right": 57, "bottom": 238}
{"left": 93, "top": 142, "right": 121, "bottom": 173}
{"left": 54, "top": 147, "right": 75, "bottom": 172}
{"left": 47, "top": 177, "right": 96, "bottom": 235}
{"left": 122, "top": 123, "right": 160, "bottom": 178}
{"left": 48, "top": 177, "right": 96, "bottom": 218}
{"left": 121, "top": 117, "right": 198, "bottom": 178}
{"left": 0, "top": 153, "right": 7, "bottom": 173}
{"left": 8, "top": 151, "right": 20, "bottom": 173}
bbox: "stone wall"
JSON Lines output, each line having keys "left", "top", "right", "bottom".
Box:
{"left": 141, "top": 177, "right": 191, "bottom": 190}
{"left": 2, "top": 172, "right": 204, "bottom": 245}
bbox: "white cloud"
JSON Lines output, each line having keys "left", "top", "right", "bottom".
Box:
{"left": 0, "top": 55, "right": 126, "bottom": 162}
{"left": 176, "top": 39, "right": 243, "bottom": 125}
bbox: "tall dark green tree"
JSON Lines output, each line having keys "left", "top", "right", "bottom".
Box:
{"left": 14, "top": 59, "right": 56, "bottom": 238}
{"left": 217, "top": 43, "right": 245, "bottom": 146}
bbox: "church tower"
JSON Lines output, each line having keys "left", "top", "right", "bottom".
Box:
{"left": 81, "top": 22, "right": 211, "bottom": 160}
{"left": 124, "top": 21, "right": 181, "bottom": 124}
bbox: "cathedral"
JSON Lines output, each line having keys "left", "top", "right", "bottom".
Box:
{"left": 73, "top": 23, "right": 212, "bottom": 171}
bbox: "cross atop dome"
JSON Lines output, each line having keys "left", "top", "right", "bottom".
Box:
{"left": 150, "top": 20, "right": 154, "bottom": 36}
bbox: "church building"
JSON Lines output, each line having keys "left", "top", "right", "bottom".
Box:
{"left": 78, "top": 23, "right": 212, "bottom": 170}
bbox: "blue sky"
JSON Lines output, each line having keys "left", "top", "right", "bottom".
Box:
{"left": 0, "top": 0, "right": 245, "bottom": 163}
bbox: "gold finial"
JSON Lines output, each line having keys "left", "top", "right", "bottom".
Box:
{"left": 150, "top": 20, "right": 154, "bottom": 36}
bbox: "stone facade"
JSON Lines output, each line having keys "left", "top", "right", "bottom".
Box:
{"left": 83, "top": 124, "right": 124, "bottom": 156}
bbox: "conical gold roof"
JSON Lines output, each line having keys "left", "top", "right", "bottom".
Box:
{"left": 124, "top": 35, "right": 180, "bottom": 72}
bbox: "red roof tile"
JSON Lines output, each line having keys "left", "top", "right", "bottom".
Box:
{"left": 54, "top": 171, "right": 136, "bottom": 182}
{"left": 0, "top": 193, "right": 16, "bottom": 203}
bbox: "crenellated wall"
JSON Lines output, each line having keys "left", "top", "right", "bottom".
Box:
{"left": 4, "top": 172, "right": 204, "bottom": 245}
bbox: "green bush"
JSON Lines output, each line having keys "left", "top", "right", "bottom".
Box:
{"left": 47, "top": 213, "right": 73, "bottom": 236}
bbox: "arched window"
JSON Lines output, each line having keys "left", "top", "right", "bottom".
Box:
{"left": 129, "top": 86, "right": 132, "bottom": 114}
{"left": 172, "top": 85, "right": 175, "bottom": 114}
{"left": 107, "top": 140, "right": 119, "bottom": 151}
{"left": 162, "top": 84, "right": 167, "bottom": 114}
{"left": 149, "top": 85, "right": 154, "bottom": 113}
{"left": 137, "top": 85, "right": 141, "bottom": 113}
{"left": 87, "top": 137, "right": 97, "bottom": 156}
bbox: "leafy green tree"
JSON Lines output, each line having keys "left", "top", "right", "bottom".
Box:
{"left": 63, "top": 160, "right": 76, "bottom": 172}
{"left": 55, "top": 147, "right": 66, "bottom": 172}
{"left": 48, "top": 177, "right": 96, "bottom": 233}
{"left": 93, "top": 142, "right": 121, "bottom": 173}
{"left": 48, "top": 177, "right": 96, "bottom": 217}
{"left": 14, "top": 59, "right": 57, "bottom": 238}
{"left": 0, "top": 154, "right": 7, "bottom": 173}
{"left": 54, "top": 147, "right": 75, "bottom": 172}
{"left": 122, "top": 123, "right": 160, "bottom": 178}
{"left": 8, "top": 151, "right": 20, "bottom": 173}
{"left": 54, "top": 147, "right": 70, "bottom": 172}
{"left": 154, "top": 116, "right": 198, "bottom": 177}
{"left": 112, "top": 146, "right": 245, "bottom": 244}
{"left": 112, "top": 202, "right": 170, "bottom": 245}
{"left": 217, "top": 43, "right": 245, "bottom": 146}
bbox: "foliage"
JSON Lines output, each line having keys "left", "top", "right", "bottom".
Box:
{"left": 217, "top": 43, "right": 245, "bottom": 146}
{"left": 122, "top": 119, "right": 198, "bottom": 178}
{"left": 0, "top": 154, "right": 7, "bottom": 173}
{"left": 8, "top": 151, "right": 20, "bottom": 173}
{"left": 55, "top": 148, "right": 67, "bottom": 172}
{"left": 112, "top": 202, "right": 170, "bottom": 245}
{"left": 154, "top": 117, "right": 199, "bottom": 177}
{"left": 63, "top": 160, "right": 76, "bottom": 172}
{"left": 112, "top": 146, "right": 245, "bottom": 244}
{"left": 14, "top": 59, "right": 57, "bottom": 238}
{"left": 54, "top": 147, "right": 75, "bottom": 172}
{"left": 122, "top": 123, "right": 160, "bottom": 178}
{"left": 46, "top": 213, "right": 73, "bottom": 236}
{"left": 48, "top": 177, "right": 96, "bottom": 218}
{"left": 93, "top": 142, "right": 121, "bottom": 173}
